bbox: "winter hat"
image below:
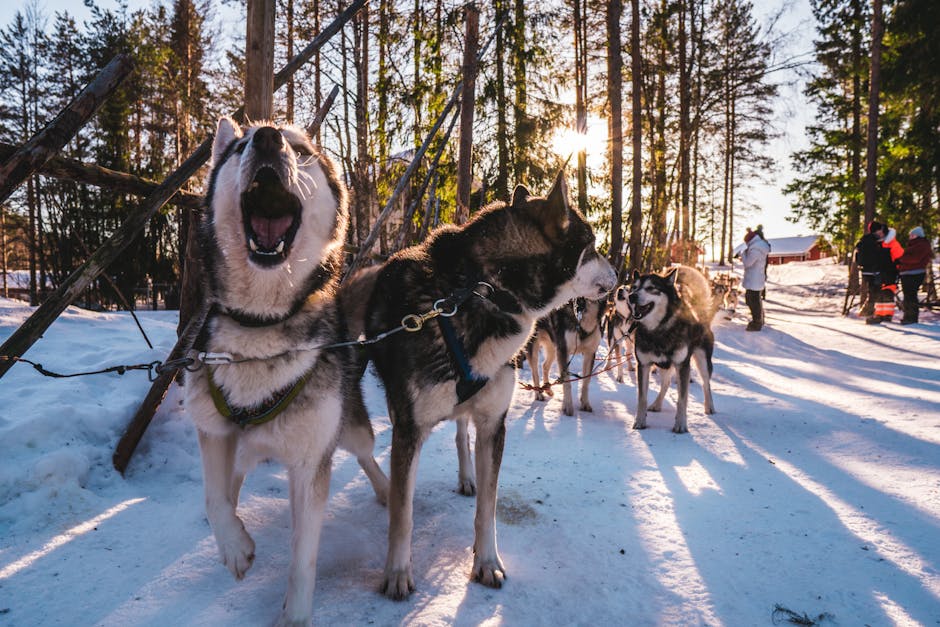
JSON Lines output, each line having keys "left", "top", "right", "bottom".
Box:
{"left": 744, "top": 228, "right": 756, "bottom": 243}
{"left": 910, "top": 226, "right": 925, "bottom": 239}
{"left": 867, "top": 220, "right": 885, "bottom": 234}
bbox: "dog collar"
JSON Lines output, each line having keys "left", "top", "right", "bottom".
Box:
{"left": 217, "top": 263, "right": 333, "bottom": 327}
{"left": 208, "top": 366, "right": 311, "bottom": 428}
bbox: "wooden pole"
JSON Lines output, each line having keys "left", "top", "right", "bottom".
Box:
{"left": 0, "top": 141, "right": 202, "bottom": 210}
{"left": 455, "top": 2, "right": 479, "bottom": 225}
{"left": 0, "top": 54, "right": 135, "bottom": 205}
{"left": 245, "top": 0, "right": 276, "bottom": 121}
{"left": 112, "top": 302, "right": 209, "bottom": 475}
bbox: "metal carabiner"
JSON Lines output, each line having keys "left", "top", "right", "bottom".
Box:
{"left": 433, "top": 298, "right": 458, "bottom": 317}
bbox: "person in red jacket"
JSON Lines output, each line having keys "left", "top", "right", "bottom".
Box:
{"left": 895, "top": 226, "right": 933, "bottom": 324}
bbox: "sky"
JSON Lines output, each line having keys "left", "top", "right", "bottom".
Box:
{"left": 2, "top": 0, "right": 820, "bottom": 240}
{"left": 1, "top": 258, "right": 939, "bottom": 625}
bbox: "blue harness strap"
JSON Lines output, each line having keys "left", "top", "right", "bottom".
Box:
{"left": 436, "top": 315, "right": 488, "bottom": 403}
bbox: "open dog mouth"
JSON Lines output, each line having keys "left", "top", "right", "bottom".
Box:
{"left": 241, "top": 166, "right": 302, "bottom": 266}
{"left": 632, "top": 301, "right": 654, "bottom": 320}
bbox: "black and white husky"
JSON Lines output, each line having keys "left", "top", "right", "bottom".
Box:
{"left": 526, "top": 297, "right": 605, "bottom": 415}
{"left": 628, "top": 268, "right": 716, "bottom": 433}
{"left": 184, "top": 117, "right": 387, "bottom": 625}
{"left": 344, "top": 172, "right": 617, "bottom": 600}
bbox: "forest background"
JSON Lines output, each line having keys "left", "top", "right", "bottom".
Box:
{"left": 0, "top": 0, "right": 937, "bottom": 310}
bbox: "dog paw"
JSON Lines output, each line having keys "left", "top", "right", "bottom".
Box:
{"left": 216, "top": 521, "right": 255, "bottom": 580}
{"left": 705, "top": 404, "right": 716, "bottom": 415}
{"left": 647, "top": 403, "right": 662, "bottom": 412}
{"left": 632, "top": 420, "right": 647, "bottom": 430}
{"left": 616, "top": 376, "right": 624, "bottom": 383}
{"left": 534, "top": 392, "right": 546, "bottom": 402}
{"left": 580, "top": 402, "right": 593, "bottom": 413}
{"left": 562, "top": 403, "right": 574, "bottom": 417}
{"left": 457, "top": 477, "right": 477, "bottom": 496}
{"left": 381, "top": 569, "right": 415, "bottom": 601}
{"left": 471, "top": 556, "right": 506, "bottom": 588}
{"left": 672, "top": 425, "right": 689, "bottom": 434}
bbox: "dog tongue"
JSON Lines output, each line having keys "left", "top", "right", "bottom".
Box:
{"left": 251, "top": 214, "right": 293, "bottom": 249}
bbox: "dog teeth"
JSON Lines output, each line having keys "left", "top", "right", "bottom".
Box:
{"left": 249, "top": 238, "right": 258, "bottom": 252}
{"left": 276, "top": 241, "right": 285, "bottom": 253}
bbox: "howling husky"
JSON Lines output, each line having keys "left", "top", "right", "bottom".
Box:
{"left": 344, "top": 172, "right": 617, "bottom": 600}
{"left": 184, "top": 117, "right": 387, "bottom": 626}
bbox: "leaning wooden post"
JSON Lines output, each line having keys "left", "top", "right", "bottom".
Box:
{"left": 112, "top": 302, "right": 209, "bottom": 475}
{"left": 0, "top": 141, "right": 202, "bottom": 210}
{"left": 0, "top": 54, "right": 134, "bottom": 204}
{"left": 454, "top": 2, "right": 479, "bottom": 225}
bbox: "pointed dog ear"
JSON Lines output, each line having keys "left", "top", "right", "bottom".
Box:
{"left": 212, "top": 116, "right": 243, "bottom": 166}
{"left": 665, "top": 267, "right": 678, "bottom": 286}
{"left": 631, "top": 269, "right": 640, "bottom": 282}
{"left": 540, "top": 169, "right": 571, "bottom": 238}
{"left": 511, "top": 184, "right": 530, "bottom": 207}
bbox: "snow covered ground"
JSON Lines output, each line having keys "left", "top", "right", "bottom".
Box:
{"left": 1, "top": 259, "right": 938, "bottom": 626}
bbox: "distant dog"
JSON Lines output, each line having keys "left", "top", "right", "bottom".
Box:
{"left": 628, "top": 268, "right": 716, "bottom": 433}
{"left": 184, "top": 118, "right": 387, "bottom": 625}
{"left": 345, "top": 172, "right": 617, "bottom": 599}
{"left": 526, "top": 297, "right": 605, "bottom": 414}
{"left": 604, "top": 285, "right": 636, "bottom": 383}
{"left": 710, "top": 272, "right": 739, "bottom": 316}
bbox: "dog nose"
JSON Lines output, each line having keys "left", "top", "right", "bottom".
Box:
{"left": 252, "top": 126, "right": 283, "bottom": 156}
{"left": 628, "top": 293, "right": 638, "bottom": 304}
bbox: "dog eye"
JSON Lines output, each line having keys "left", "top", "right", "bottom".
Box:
{"left": 292, "top": 144, "right": 312, "bottom": 156}
{"left": 233, "top": 141, "right": 247, "bottom": 154}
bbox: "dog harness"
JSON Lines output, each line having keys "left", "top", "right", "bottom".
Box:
{"left": 207, "top": 366, "right": 311, "bottom": 428}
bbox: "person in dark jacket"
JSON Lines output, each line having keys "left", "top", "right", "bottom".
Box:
{"left": 895, "top": 226, "right": 933, "bottom": 324}
{"left": 855, "top": 221, "right": 889, "bottom": 317}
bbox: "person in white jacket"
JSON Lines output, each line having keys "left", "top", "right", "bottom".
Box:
{"left": 741, "top": 226, "right": 771, "bottom": 331}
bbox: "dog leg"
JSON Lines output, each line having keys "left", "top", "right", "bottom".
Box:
{"left": 541, "top": 343, "right": 555, "bottom": 398}
{"left": 470, "top": 411, "right": 508, "bottom": 588}
{"left": 558, "top": 334, "right": 574, "bottom": 416}
{"left": 673, "top": 361, "right": 691, "bottom": 434}
{"left": 339, "top": 391, "right": 389, "bottom": 505}
{"left": 579, "top": 350, "right": 595, "bottom": 412}
{"left": 634, "top": 362, "right": 651, "bottom": 430}
{"left": 277, "top": 460, "right": 331, "bottom": 627}
{"left": 528, "top": 342, "right": 545, "bottom": 402}
{"left": 455, "top": 414, "right": 476, "bottom": 496}
{"left": 382, "top": 417, "right": 425, "bottom": 600}
{"left": 197, "top": 429, "right": 255, "bottom": 580}
{"left": 649, "top": 367, "right": 671, "bottom": 412}
{"left": 693, "top": 348, "right": 716, "bottom": 414}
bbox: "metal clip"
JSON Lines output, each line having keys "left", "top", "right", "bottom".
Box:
{"left": 199, "top": 351, "right": 235, "bottom": 365}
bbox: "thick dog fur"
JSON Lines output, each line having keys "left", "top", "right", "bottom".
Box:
{"left": 605, "top": 285, "right": 636, "bottom": 383}
{"left": 184, "top": 117, "right": 387, "bottom": 626}
{"left": 344, "top": 172, "right": 616, "bottom": 600}
{"left": 628, "top": 268, "right": 716, "bottom": 433}
{"left": 526, "top": 297, "right": 605, "bottom": 415}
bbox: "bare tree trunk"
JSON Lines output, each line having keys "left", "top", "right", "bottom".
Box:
{"left": 863, "top": 0, "right": 883, "bottom": 225}
{"left": 493, "top": 0, "right": 510, "bottom": 202}
{"left": 573, "top": 0, "right": 588, "bottom": 215}
{"left": 455, "top": 2, "right": 480, "bottom": 223}
{"left": 607, "top": 0, "right": 624, "bottom": 271}
{"left": 629, "top": 0, "right": 642, "bottom": 272}
{"left": 678, "top": 0, "right": 691, "bottom": 258}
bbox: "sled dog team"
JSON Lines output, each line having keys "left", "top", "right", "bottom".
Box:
{"left": 186, "top": 119, "right": 717, "bottom": 624}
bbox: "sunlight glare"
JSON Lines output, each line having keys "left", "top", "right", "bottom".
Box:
{"left": 675, "top": 459, "right": 723, "bottom": 496}
{"left": 0, "top": 497, "right": 146, "bottom": 580}
{"left": 551, "top": 120, "right": 609, "bottom": 161}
